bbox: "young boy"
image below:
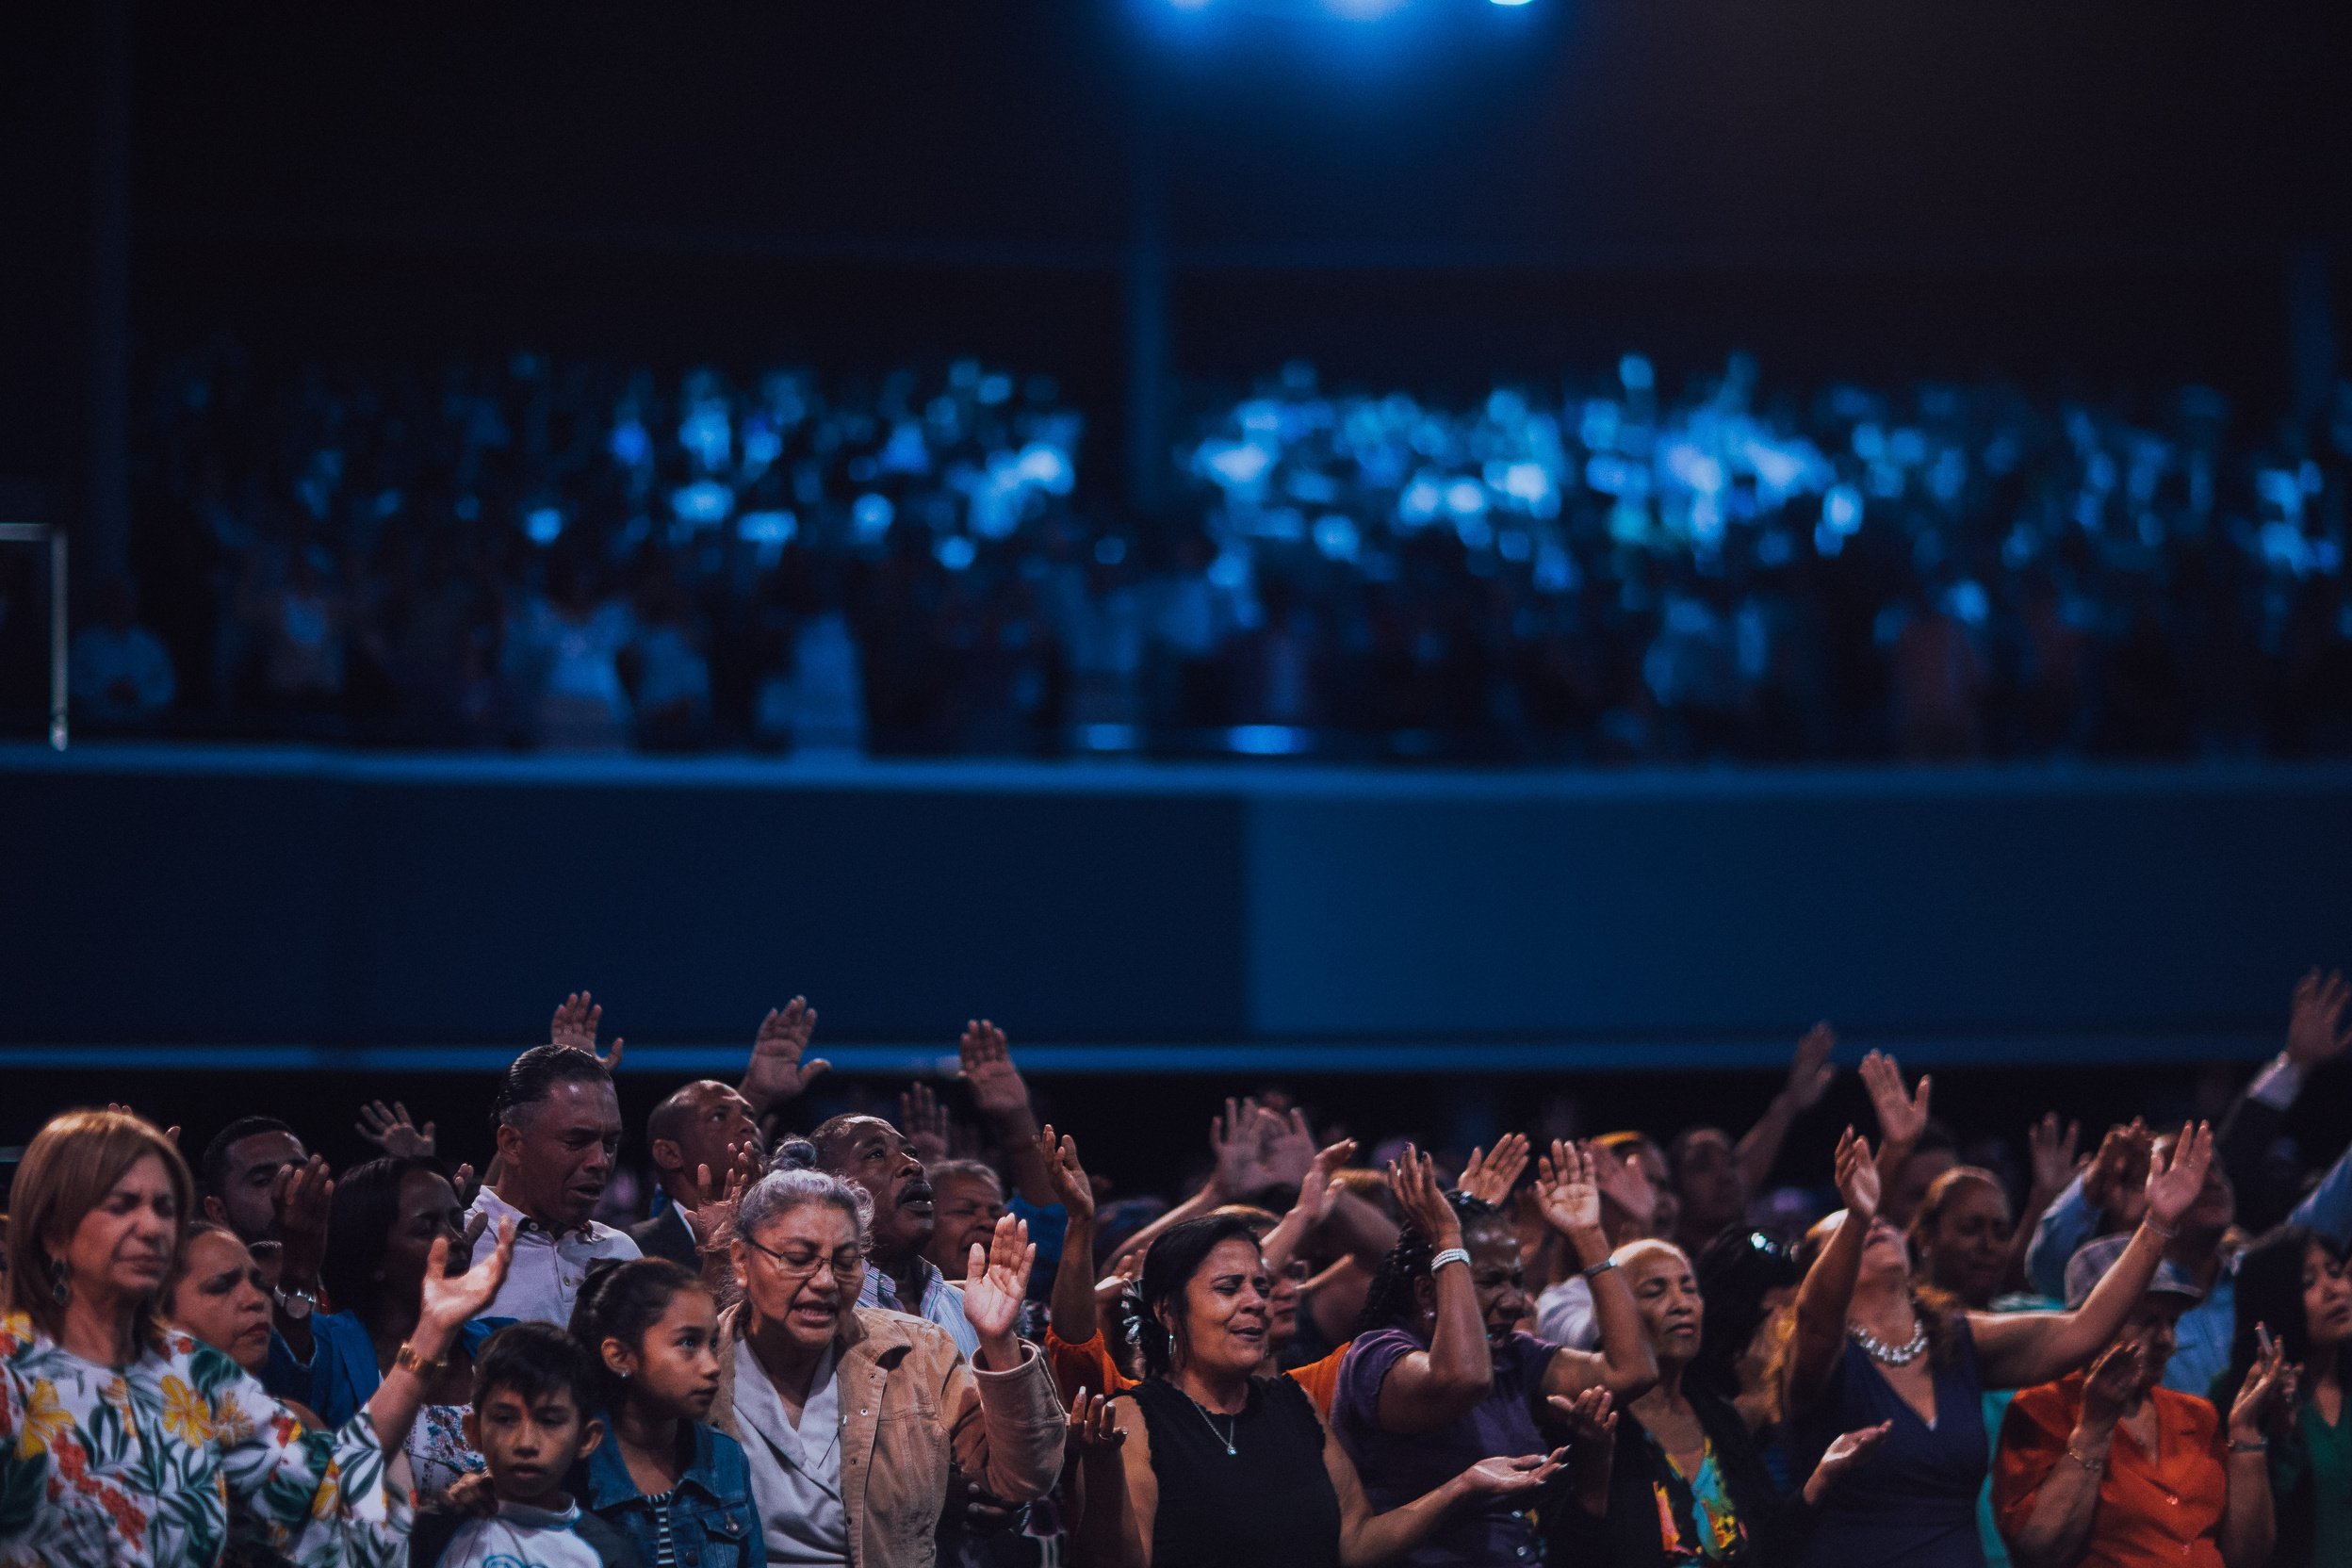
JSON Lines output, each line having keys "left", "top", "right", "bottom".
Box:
{"left": 410, "top": 1322, "right": 643, "bottom": 1568}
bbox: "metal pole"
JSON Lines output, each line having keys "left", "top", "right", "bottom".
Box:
{"left": 50, "top": 531, "right": 69, "bottom": 751}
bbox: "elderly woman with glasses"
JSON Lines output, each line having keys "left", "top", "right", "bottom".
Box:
{"left": 711, "top": 1138, "right": 1065, "bottom": 1568}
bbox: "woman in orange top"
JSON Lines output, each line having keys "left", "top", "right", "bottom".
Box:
{"left": 1035, "top": 1127, "right": 1356, "bottom": 1416}
{"left": 1993, "top": 1258, "right": 2293, "bottom": 1568}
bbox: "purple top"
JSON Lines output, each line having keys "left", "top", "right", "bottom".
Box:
{"left": 1331, "top": 1325, "right": 1559, "bottom": 1568}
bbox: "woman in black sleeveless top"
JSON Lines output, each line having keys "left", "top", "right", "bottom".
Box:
{"left": 1071, "top": 1214, "right": 1571, "bottom": 1568}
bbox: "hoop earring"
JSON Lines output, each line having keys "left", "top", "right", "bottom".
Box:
{"left": 48, "top": 1258, "right": 70, "bottom": 1306}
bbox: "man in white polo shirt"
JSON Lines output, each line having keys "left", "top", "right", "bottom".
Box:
{"left": 466, "top": 1044, "right": 638, "bottom": 1323}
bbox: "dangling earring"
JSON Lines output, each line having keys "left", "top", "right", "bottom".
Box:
{"left": 48, "top": 1258, "right": 70, "bottom": 1306}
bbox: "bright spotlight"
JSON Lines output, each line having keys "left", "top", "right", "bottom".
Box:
{"left": 1490, "top": 0, "right": 1536, "bottom": 7}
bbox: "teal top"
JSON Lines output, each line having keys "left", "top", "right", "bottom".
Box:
{"left": 2275, "top": 1396, "right": 2352, "bottom": 1567}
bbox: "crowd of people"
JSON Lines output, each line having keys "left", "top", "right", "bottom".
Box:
{"left": 53, "top": 340, "right": 2352, "bottom": 763}
{"left": 8, "top": 971, "right": 2352, "bottom": 1566}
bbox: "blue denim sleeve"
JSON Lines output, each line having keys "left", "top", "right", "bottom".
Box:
{"left": 2289, "top": 1142, "right": 2352, "bottom": 1247}
{"left": 2024, "top": 1173, "right": 2098, "bottom": 1301}
{"left": 1009, "top": 1195, "right": 1070, "bottom": 1271}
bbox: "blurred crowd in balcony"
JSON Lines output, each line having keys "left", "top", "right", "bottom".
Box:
{"left": 37, "top": 340, "right": 2352, "bottom": 763}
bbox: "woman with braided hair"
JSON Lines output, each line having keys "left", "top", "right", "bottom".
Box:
{"left": 1329, "top": 1141, "right": 1658, "bottom": 1567}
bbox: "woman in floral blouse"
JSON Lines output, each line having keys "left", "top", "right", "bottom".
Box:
{"left": 0, "top": 1108, "right": 515, "bottom": 1567}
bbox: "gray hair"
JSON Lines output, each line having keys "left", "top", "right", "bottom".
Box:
{"left": 731, "top": 1138, "right": 873, "bottom": 1250}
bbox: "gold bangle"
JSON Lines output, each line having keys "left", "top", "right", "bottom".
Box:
{"left": 393, "top": 1342, "right": 448, "bottom": 1380}
{"left": 2064, "top": 1445, "right": 2106, "bottom": 1473}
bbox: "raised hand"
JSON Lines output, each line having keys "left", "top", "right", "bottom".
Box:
{"left": 2078, "top": 1338, "right": 2145, "bottom": 1433}
{"left": 1261, "top": 1108, "right": 1318, "bottom": 1192}
{"left": 2229, "top": 1325, "right": 2297, "bottom": 1442}
{"left": 1068, "top": 1387, "right": 1127, "bottom": 1452}
{"left": 418, "top": 1217, "right": 516, "bottom": 1334}
{"left": 549, "top": 990, "right": 625, "bottom": 1074}
{"left": 1456, "top": 1133, "right": 1531, "bottom": 1208}
{"left": 2143, "top": 1121, "right": 2215, "bottom": 1231}
{"left": 1093, "top": 1253, "right": 1143, "bottom": 1313}
{"left": 682, "top": 1147, "right": 762, "bottom": 1248}
{"left": 1294, "top": 1137, "right": 1359, "bottom": 1228}
{"left": 1548, "top": 1386, "right": 1618, "bottom": 1446}
{"left": 2025, "top": 1112, "right": 2081, "bottom": 1201}
{"left": 1533, "top": 1139, "right": 1609, "bottom": 1240}
{"left": 1459, "top": 1449, "right": 1569, "bottom": 1495}
{"left": 1387, "top": 1144, "right": 1465, "bottom": 1250}
{"left": 900, "top": 1082, "right": 956, "bottom": 1168}
{"left": 1786, "top": 1022, "right": 1839, "bottom": 1112}
{"left": 1858, "top": 1051, "right": 1930, "bottom": 1149}
{"left": 2081, "top": 1119, "right": 2154, "bottom": 1222}
{"left": 1038, "top": 1124, "right": 1097, "bottom": 1223}
{"left": 1833, "top": 1126, "right": 1881, "bottom": 1221}
{"left": 355, "top": 1100, "right": 436, "bottom": 1159}
{"left": 1804, "top": 1421, "right": 1892, "bottom": 1503}
{"left": 958, "top": 1019, "right": 1031, "bottom": 1121}
{"left": 963, "top": 1212, "right": 1038, "bottom": 1354}
{"left": 450, "top": 1162, "right": 481, "bottom": 1207}
{"left": 1209, "top": 1097, "right": 1275, "bottom": 1198}
{"left": 272, "top": 1154, "right": 335, "bottom": 1290}
{"left": 2288, "top": 969, "right": 2352, "bottom": 1069}
{"left": 742, "top": 998, "right": 827, "bottom": 1111}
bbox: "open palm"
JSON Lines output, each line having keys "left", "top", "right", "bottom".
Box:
{"left": 963, "top": 1213, "right": 1037, "bottom": 1343}
{"left": 421, "top": 1218, "right": 515, "bottom": 1331}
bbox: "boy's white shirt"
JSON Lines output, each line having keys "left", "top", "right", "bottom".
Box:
{"left": 436, "top": 1497, "right": 609, "bottom": 1568}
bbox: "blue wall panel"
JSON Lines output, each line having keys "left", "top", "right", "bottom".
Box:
{"left": 8, "top": 749, "right": 2349, "bottom": 1070}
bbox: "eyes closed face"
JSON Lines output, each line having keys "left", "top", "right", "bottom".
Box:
{"left": 1179, "top": 1238, "right": 1272, "bottom": 1375}
{"left": 927, "top": 1172, "right": 1005, "bottom": 1271}
{"left": 169, "top": 1230, "right": 273, "bottom": 1370}
{"left": 508, "top": 1080, "right": 625, "bottom": 1232}
{"left": 1623, "top": 1245, "right": 1704, "bottom": 1362}
{"left": 2305, "top": 1244, "right": 2352, "bottom": 1348}
{"left": 380, "top": 1169, "right": 469, "bottom": 1306}
{"left": 66, "top": 1153, "right": 180, "bottom": 1304}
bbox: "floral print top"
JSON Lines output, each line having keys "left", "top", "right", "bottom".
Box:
{"left": 0, "top": 1312, "right": 410, "bottom": 1568}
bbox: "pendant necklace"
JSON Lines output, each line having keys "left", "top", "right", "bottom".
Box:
{"left": 1186, "top": 1393, "right": 1239, "bottom": 1456}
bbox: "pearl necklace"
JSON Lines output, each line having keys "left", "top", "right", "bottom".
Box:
{"left": 1848, "top": 1319, "right": 1929, "bottom": 1366}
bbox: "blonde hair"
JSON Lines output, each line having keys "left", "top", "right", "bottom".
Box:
{"left": 7, "top": 1110, "right": 192, "bottom": 1350}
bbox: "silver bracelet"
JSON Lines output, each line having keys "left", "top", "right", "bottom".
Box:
{"left": 1430, "top": 1247, "right": 1473, "bottom": 1273}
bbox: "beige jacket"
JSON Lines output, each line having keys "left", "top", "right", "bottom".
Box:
{"left": 713, "top": 1302, "right": 1066, "bottom": 1568}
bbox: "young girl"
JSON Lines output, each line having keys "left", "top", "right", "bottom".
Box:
{"left": 567, "top": 1258, "right": 759, "bottom": 1567}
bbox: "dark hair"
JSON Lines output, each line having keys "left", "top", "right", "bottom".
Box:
{"left": 199, "top": 1117, "right": 294, "bottom": 1199}
{"left": 320, "top": 1155, "right": 448, "bottom": 1323}
{"left": 473, "top": 1320, "right": 600, "bottom": 1415}
{"left": 1690, "top": 1228, "right": 1802, "bottom": 1404}
{"left": 494, "top": 1045, "right": 612, "bottom": 1132}
{"left": 2229, "top": 1226, "right": 2352, "bottom": 1407}
{"left": 1138, "top": 1214, "right": 1264, "bottom": 1379}
{"left": 569, "top": 1257, "right": 707, "bottom": 1413}
{"left": 1353, "top": 1193, "right": 1508, "bottom": 1337}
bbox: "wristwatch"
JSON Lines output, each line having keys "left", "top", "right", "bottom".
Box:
{"left": 273, "top": 1285, "right": 318, "bottom": 1321}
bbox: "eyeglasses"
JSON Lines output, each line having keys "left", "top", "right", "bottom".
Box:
{"left": 741, "top": 1232, "right": 868, "bottom": 1282}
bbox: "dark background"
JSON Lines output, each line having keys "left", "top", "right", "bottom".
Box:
{"left": 4, "top": 4, "right": 2350, "bottom": 1169}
